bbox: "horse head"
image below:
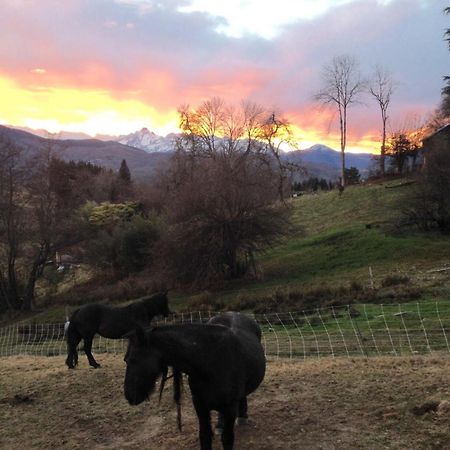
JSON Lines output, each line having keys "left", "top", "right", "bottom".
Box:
{"left": 160, "top": 290, "right": 172, "bottom": 317}
{"left": 123, "top": 326, "right": 165, "bottom": 405}
{"left": 143, "top": 291, "right": 172, "bottom": 319}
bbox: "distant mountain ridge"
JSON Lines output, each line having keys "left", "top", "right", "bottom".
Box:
{"left": 0, "top": 125, "right": 171, "bottom": 179}
{"left": 117, "top": 128, "right": 177, "bottom": 153}
{"left": 286, "top": 144, "right": 373, "bottom": 179}
{"left": 2, "top": 125, "right": 374, "bottom": 180}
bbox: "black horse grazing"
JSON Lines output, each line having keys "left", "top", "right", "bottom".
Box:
{"left": 123, "top": 312, "right": 266, "bottom": 450}
{"left": 65, "top": 291, "right": 170, "bottom": 369}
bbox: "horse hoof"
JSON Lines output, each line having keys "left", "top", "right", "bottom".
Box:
{"left": 214, "top": 427, "right": 223, "bottom": 435}
{"left": 92, "top": 364, "right": 101, "bottom": 369}
{"left": 237, "top": 417, "right": 249, "bottom": 426}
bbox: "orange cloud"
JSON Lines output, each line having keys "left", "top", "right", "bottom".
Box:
{"left": 0, "top": 71, "right": 382, "bottom": 152}
{"left": 0, "top": 74, "right": 179, "bottom": 136}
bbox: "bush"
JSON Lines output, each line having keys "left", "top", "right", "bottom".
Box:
{"left": 182, "top": 292, "right": 225, "bottom": 313}
{"left": 381, "top": 274, "right": 410, "bottom": 287}
{"left": 84, "top": 214, "right": 161, "bottom": 275}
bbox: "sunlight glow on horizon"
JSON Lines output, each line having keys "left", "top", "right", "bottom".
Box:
{"left": 0, "top": 74, "right": 379, "bottom": 152}
{"left": 0, "top": 75, "right": 180, "bottom": 137}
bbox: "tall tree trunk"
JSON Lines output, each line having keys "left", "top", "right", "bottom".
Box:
{"left": 380, "top": 117, "right": 387, "bottom": 177}
{"left": 22, "top": 244, "right": 50, "bottom": 311}
{"left": 339, "top": 108, "right": 346, "bottom": 188}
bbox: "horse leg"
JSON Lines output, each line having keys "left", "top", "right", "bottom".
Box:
{"left": 83, "top": 336, "right": 101, "bottom": 368}
{"left": 216, "top": 396, "right": 248, "bottom": 434}
{"left": 220, "top": 404, "right": 237, "bottom": 450}
{"left": 192, "top": 396, "right": 213, "bottom": 450}
{"left": 215, "top": 412, "right": 224, "bottom": 435}
{"left": 237, "top": 397, "right": 249, "bottom": 425}
{"left": 65, "top": 323, "right": 81, "bottom": 369}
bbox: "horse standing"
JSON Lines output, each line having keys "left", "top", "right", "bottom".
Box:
{"left": 65, "top": 291, "right": 170, "bottom": 369}
{"left": 123, "top": 312, "right": 266, "bottom": 450}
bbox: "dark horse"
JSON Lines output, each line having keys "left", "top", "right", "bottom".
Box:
{"left": 65, "top": 292, "right": 170, "bottom": 369}
{"left": 123, "top": 312, "right": 266, "bottom": 450}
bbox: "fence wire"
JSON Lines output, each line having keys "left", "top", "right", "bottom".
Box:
{"left": 2, "top": 301, "right": 450, "bottom": 359}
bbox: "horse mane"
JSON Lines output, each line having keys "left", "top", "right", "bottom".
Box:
{"left": 125, "top": 292, "right": 167, "bottom": 317}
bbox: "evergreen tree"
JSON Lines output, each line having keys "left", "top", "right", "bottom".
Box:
{"left": 386, "top": 134, "right": 412, "bottom": 176}
{"left": 344, "top": 167, "right": 361, "bottom": 185}
{"left": 119, "top": 159, "right": 131, "bottom": 183}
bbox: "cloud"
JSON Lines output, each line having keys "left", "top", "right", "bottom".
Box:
{"left": 0, "top": 0, "right": 446, "bottom": 148}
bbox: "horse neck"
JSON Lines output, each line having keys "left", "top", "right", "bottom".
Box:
{"left": 152, "top": 326, "right": 216, "bottom": 375}
{"left": 142, "top": 296, "right": 163, "bottom": 317}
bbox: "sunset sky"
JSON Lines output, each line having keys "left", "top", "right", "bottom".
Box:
{"left": 0, "top": 0, "right": 447, "bottom": 152}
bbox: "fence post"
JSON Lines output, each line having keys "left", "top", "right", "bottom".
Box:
{"left": 265, "top": 314, "right": 280, "bottom": 359}
{"left": 436, "top": 301, "right": 450, "bottom": 353}
{"left": 398, "top": 303, "right": 414, "bottom": 354}
{"left": 348, "top": 305, "right": 368, "bottom": 358}
{"left": 363, "top": 304, "right": 380, "bottom": 356}
{"left": 276, "top": 313, "right": 293, "bottom": 359}
{"left": 332, "top": 306, "right": 350, "bottom": 358}
{"left": 380, "top": 304, "right": 397, "bottom": 356}
{"left": 417, "top": 302, "right": 431, "bottom": 354}
{"left": 303, "top": 310, "right": 320, "bottom": 359}
{"left": 289, "top": 312, "right": 306, "bottom": 360}
{"left": 317, "top": 307, "right": 334, "bottom": 358}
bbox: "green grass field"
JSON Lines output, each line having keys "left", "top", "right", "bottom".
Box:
{"left": 211, "top": 181, "right": 450, "bottom": 303}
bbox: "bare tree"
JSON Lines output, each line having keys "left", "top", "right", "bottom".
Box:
{"left": 0, "top": 135, "right": 80, "bottom": 312}
{"left": 315, "top": 55, "right": 365, "bottom": 188}
{"left": 156, "top": 98, "right": 296, "bottom": 287}
{"left": 0, "top": 137, "right": 25, "bottom": 312}
{"left": 177, "top": 98, "right": 297, "bottom": 201}
{"left": 369, "top": 66, "right": 395, "bottom": 177}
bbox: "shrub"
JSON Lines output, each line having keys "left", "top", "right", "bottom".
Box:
{"left": 381, "top": 274, "right": 410, "bottom": 287}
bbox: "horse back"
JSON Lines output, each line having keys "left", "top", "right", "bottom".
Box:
{"left": 208, "top": 313, "right": 265, "bottom": 395}
{"left": 71, "top": 303, "right": 136, "bottom": 339}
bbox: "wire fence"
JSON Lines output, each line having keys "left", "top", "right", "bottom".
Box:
{"left": 2, "top": 301, "right": 450, "bottom": 360}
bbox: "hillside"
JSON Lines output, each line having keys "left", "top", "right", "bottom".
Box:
{"left": 13, "top": 180, "right": 447, "bottom": 326}
{"left": 2, "top": 125, "right": 373, "bottom": 181}
{"left": 285, "top": 145, "right": 373, "bottom": 180}
{"left": 0, "top": 125, "right": 170, "bottom": 179}
{"left": 195, "top": 181, "right": 450, "bottom": 308}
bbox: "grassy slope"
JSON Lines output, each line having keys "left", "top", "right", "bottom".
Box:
{"left": 214, "top": 182, "right": 450, "bottom": 303}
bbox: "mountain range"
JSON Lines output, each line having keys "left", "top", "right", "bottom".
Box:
{"left": 0, "top": 125, "right": 374, "bottom": 180}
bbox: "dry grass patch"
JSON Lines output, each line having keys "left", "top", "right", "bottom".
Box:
{"left": 2, "top": 355, "right": 450, "bottom": 449}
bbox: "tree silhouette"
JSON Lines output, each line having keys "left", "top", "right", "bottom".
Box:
{"left": 441, "top": 7, "right": 450, "bottom": 116}
{"left": 119, "top": 159, "right": 131, "bottom": 183}
{"left": 369, "top": 66, "right": 395, "bottom": 177}
{"left": 315, "top": 55, "right": 365, "bottom": 189}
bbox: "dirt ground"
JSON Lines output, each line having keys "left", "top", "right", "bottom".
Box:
{"left": 2, "top": 354, "right": 450, "bottom": 450}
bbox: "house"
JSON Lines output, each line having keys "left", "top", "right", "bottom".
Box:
{"left": 422, "top": 124, "right": 450, "bottom": 167}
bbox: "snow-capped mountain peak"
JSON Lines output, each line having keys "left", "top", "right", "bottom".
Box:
{"left": 117, "top": 128, "right": 175, "bottom": 153}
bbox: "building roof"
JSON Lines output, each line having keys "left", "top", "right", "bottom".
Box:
{"left": 423, "top": 124, "right": 450, "bottom": 143}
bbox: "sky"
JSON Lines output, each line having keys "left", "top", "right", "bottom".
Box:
{"left": 0, "top": 0, "right": 448, "bottom": 152}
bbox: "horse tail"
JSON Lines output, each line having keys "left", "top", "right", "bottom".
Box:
{"left": 173, "top": 369, "right": 183, "bottom": 431}
{"left": 65, "top": 311, "right": 81, "bottom": 369}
